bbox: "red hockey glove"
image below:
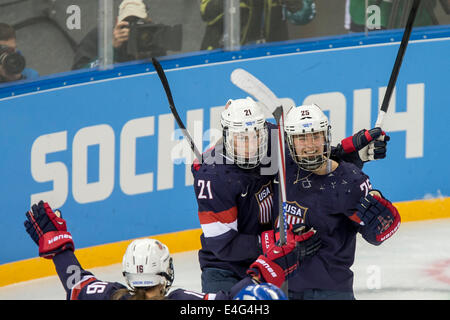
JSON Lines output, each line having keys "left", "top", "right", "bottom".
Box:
{"left": 349, "top": 190, "right": 401, "bottom": 245}
{"left": 276, "top": 224, "right": 321, "bottom": 259}
{"left": 335, "top": 128, "right": 390, "bottom": 167}
{"left": 24, "top": 201, "right": 74, "bottom": 259}
{"left": 248, "top": 225, "right": 318, "bottom": 288}
{"left": 261, "top": 224, "right": 321, "bottom": 260}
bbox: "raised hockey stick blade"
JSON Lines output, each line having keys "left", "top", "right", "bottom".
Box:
{"left": 375, "top": 0, "right": 421, "bottom": 128}
{"left": 231, "top": 68, "right": 281, "bottom": 115}
{"left": 152, "top": 57, "right": 202, "bottom": 162}
{"left": 231, "top": 68, "right": 288, "bottom": 245}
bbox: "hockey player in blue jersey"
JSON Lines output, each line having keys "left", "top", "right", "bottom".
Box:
{"left": 192, "top": 97, "right": 390, "bottom": 293}
{"left": 281, "top": 104, "right": 400, "bottom": 300}
{"left": 192, "top": 97, "right": 289, "bottom": 293}
{"left": 23, "top": 200, "right": 316, "bottom": 300}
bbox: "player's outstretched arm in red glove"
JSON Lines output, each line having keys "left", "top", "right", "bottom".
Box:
{"left": 24, "top": 201, "right": 129, "bottom": 300}
{"left": 333, "top": 127, "right": 390, "bottom": 168}
{"left": 24, "top": 200, "right": 74, "bottom": 258}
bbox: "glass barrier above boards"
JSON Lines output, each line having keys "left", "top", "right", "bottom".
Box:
{"left": 0, "top": 0, "right": 206, "bottom": 84}
{"left": 208, "top": 0, "right": 450, "bottom": 51}
{"left": 0, "top": 0, "right": 449, "bottom": 86}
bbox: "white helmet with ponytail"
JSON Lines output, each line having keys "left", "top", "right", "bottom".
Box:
{"left": 122, "top": 238, "right": 174, "bottom": 294}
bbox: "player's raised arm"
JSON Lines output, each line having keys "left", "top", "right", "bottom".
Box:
{"left": 332, "top": 128, "right": 390, "bottom": 169}
{"left": 24, "top": 201, "right": 125, "bottom": 300}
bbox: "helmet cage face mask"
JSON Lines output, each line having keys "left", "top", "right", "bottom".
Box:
{"left": 221, "top": 98, "right": 268, "bottom": 169}
{"left": 223, "top": 124, "right": 268, "bottom": 169}
{"left": 284, "top": 104, "right": 331, "bottom": 172}
{"left": 122, "top": 239, "right": 175, "bottom": 295}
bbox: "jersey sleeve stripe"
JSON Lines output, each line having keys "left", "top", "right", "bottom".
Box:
{"left": 69, "top": 275, "right": 97, "bottom": 300}
{"left": 202, "top": 220, "right": 238, "bottom": 238}
{"left": 198, "top": 206, "right": 238, "bottom": 224}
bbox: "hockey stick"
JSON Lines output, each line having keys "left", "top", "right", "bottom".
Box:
{"left": 272, "top": 106, "right": 288, "bottom": 246}
{"left": 151, "top": 57, "right": 202, "bottom": 162}
{"left": 231, "top": 68, "right": 288, "bottom": 246}
{"left": 231, "top": 68, "right": 280, "bottom": 115}
{"left": 375, "top": 0, "right": 421, "bottom": 128}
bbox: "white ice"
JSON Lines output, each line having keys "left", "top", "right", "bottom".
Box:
{"left": 1, "top": 218, "right": 449, "bottom": 300}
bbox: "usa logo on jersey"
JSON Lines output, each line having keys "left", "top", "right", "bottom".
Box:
{"left": 283, "top": 201, "right": 308, "bottom": 225}
{"left": 255, "top": 181, "right": 273, "bottom": 224}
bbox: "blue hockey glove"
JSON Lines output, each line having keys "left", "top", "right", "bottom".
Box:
{"left": 348, "top": 190, "right": 401, "bottom": 245}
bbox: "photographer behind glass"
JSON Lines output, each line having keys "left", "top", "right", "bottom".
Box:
{"left": 0, "top": 23, "right": 39, "bottom": 84}
{"left": 117, "top": 0, "right": 182, "bottom": 61}
{"left": 72, "top": 0, "right": 181, "bottom": 70}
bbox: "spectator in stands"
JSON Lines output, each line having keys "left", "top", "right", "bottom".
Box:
{"left": 72, "top": 0, "right": 165, "bottom": 70}
{"left": 0, "top": 23, "right": 39, "bottom": 84}
{"left": 199, "top": 0, "right": 316, "bottom": 50}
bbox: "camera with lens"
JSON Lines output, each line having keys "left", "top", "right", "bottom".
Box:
{"left": 0, "top": 45, "right": 25, "bottom": 77}
{"left": 126, "top": 19, "right": 182, "bottom": 59}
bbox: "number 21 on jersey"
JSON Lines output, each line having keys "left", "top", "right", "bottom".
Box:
{"left": 197, "top": 180, "right": 213, "bottom": 199}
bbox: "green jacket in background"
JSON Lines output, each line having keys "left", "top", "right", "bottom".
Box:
{"left": 350, "top": 0, "right": 438, "bottom": 30}
{"left": 200, "top": 0, "right": 316, "bottom": 50}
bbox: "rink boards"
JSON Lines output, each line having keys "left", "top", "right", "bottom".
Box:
{"left": 0, "top": 26, "right": 449, "bottom": 286}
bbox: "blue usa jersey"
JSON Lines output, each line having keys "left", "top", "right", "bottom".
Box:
{"left": 282, "top": 159, "right": 372, "bottom": 293}
{"left": 52, "top": 250, "right": 125, "bottom": 300}
{"left": 52, "top": 250, "right": 254, "bottom": 300}
{"left": 192, "top": 123, "right": 278, "bottom": 278}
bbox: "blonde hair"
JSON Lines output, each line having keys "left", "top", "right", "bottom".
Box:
{"left": 111, "top": 284, "right": 166, "bottom": 300}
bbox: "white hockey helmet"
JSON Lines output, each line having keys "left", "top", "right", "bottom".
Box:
{"left": 284, "top": 104, "right": 331, "bottom": 171}
{"left": 122, "top": 238, "right": 174, "bottom": 294}
{"left": 221, "top": 97, "right": 268, "bottom": 169}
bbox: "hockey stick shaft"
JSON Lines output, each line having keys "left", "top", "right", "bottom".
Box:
{"left": 273, "top": 107, "right": 288, "bottom": 246}
{"left": 231, "top": 69, "right": 288, "bottom": 245}
{"left": 152, "top": 57, "right": 203, "bottom": 162}
{"left": 375, "top": 0, "right": 421, "bottom": 128}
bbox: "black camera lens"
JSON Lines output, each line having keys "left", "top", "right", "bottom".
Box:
{"left": 0, "top": 51, "right": 26, "bottom": 75}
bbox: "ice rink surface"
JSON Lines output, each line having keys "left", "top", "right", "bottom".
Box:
{"left": 1, "top": 218, "right": 449, "bottom": 300}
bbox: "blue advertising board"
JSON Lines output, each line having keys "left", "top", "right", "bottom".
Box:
{"left": 1, "top": 28, "right": 449, "bottom": 265}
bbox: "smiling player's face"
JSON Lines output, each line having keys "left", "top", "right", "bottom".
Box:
{"left": 292, "top": 131, "right": 325, "bottom": 160}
